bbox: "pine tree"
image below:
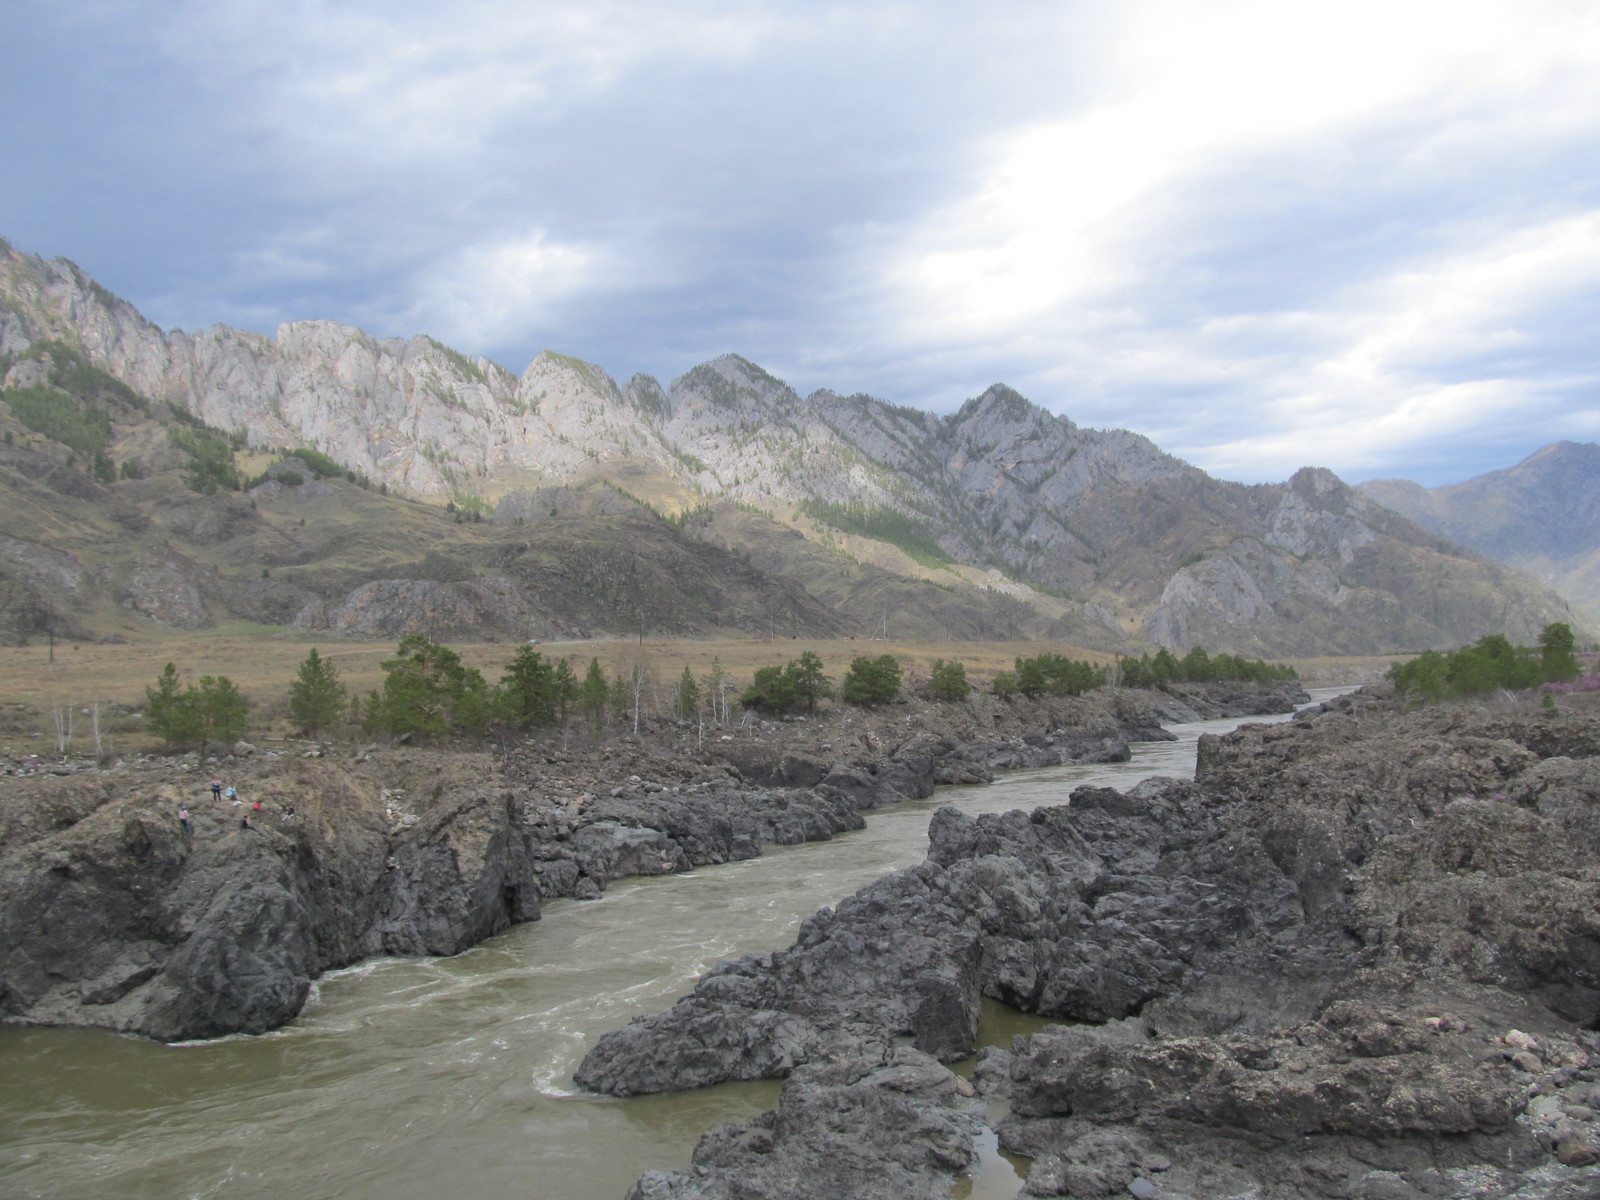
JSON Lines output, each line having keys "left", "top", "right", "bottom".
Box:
{"left": 193, "top": 675, "right": 248, "bottom": 751}
{"left": 840, "top": 654, "right": 902, "bottom": 705}
{"left": 579, "top": 658, "right": 609, "bottom": 730}
{"left": 369, "top": 635, "right": 488, "bottom": 740}
{"left": 552, "top": 659, "right": 578, "bottom": 725}
{"left": 145, "top": 662, "right": 198, "bottom": 746}
{"left": 788, "top": 651, "right": 833, "bottom": 712}
{"left": 499, "top": 645, "right": 558, "bottom": 727}
{"left": 673, "top": 666, "right": 702, "bottom": 720}
{"left": 144, "top": 663, "right": 248, "bottom": 750}
{"left": 288, "top": 647, "right": 347, "bottom": 736}
{"left": 1539, "top": 622, "right": 1579, "bottom": 683}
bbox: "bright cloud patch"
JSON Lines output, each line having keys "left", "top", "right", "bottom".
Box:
{"left": 6, "top": 0, "right": 1600, "bottom": 486}
{"left": 408, "top": 233, "right": 605, "bottom": 350}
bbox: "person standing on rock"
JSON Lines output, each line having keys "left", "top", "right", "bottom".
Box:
{"left": 178, "top": 805, "right": 190, "bottom": 836}
{"left": 210, "top": 777, "right": 222, "bottom": 802}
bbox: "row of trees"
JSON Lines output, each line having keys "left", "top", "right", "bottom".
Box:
{"left": 992, "top": 653, "right": 1106, "bottom": 697}
{"left": 145, "top": 664, "right": 249, "bottom": 752}
{"left": 1389, "top": 623, "right": 1580, "bottom": 701}
{"left": 1118, "top": 647, "right": 1298, "bottom": 687}
{"left": 357, "top": 640, "right": 741, "bottom": 741}
{"left": 143, "top": 636, "right": 1300, "bottom": 750}
{"left": 738, "top": 652, "right": 911, "bottom": 714}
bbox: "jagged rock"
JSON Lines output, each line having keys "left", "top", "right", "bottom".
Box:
{"left": 623, "top": 1048, "right": 979, "bottom": 1200}
{"left": 591, "top": 697, "right": 1600, "bottom": 1199}
{"left": 2, "top": 681, "right": 1286, "bottom": 1041}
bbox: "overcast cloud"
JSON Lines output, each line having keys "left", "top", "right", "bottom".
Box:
{"left": 4, "top": 0, "right": 1598, "bottom": 485}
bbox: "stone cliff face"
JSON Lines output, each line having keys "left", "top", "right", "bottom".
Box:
{"left": 0, "top": 752, "right": 543, "bottom": 1039}
{"left": 1, "top": 239, "right": 1585, "bottom": 654}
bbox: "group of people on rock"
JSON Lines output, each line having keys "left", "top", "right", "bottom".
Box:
{"left": 176, "top": 778, "right": 297, "bottom": 835}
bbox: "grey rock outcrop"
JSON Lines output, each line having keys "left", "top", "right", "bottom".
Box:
{"left": 626, "top": 1049, "right": 981, "bottom": 1200}
{"left": 592, "top": 696, "right": 1600, "bottom": 1198}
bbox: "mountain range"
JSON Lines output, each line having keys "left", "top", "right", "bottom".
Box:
{"left": 1358, "top": 442, "right": 1600, "bottom": 631}
{"left": 0, "top": 237, "right": 1586, "bottom": 656}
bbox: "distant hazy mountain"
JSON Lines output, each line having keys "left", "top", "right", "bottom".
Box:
{"left": 0, "top": 237, "right": 1585, "bottom": 655}
{"left": 1359, "top": 442, "right": 1600, "bottom": 630}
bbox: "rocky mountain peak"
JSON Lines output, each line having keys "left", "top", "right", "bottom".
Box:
{"left": 1286, "top": 465, "right": 1348, "bottom": 502}
{"left": 668, "top": 354, "right": 798, "bottom": 416}
{"left": 1, "top": 235, "right": 1589, "bottom": 654}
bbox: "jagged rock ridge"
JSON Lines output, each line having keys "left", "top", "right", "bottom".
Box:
{"left": 0, "top": 238, "right": 1585, "bottom": 654}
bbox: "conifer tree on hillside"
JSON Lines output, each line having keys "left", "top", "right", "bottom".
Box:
{"left": 365, "top": 635, "right": 488, "bottom": 740}
{"left": 929, "top": 658, "right": 971, "bottom": 700}
{"left": 579, "top": 658, "right": 608, "bottom": 730}
{"left": 1539, "top": 622, "right": 1579, "bottom": 683}
{"left": 145, "top": 662, "right": 248, "bottom": 751}
{"left": 288, "top": 647, "right": 347, "bottom": 736}
{"left": 839, "top": 654, "right": 902, "bottom": 705}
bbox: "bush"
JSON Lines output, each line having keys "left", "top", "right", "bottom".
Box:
{"left": 840, "top": 654, "right": 902, "bottom": 705}
{"left": 740, "top": 651, "right": 833, "bottom": 715}
{"left": 929, "top": 659, "right": 970, "bottom": 700}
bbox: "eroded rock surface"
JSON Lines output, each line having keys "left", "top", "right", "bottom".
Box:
{"left": 3, "top": 681, "right": 1278, "bottom": 1041}
{"left": 626, "top": 1048, "right": 981, "bottom": 1200}
{"left": 590, "top": 694, "right": 1600, "bottom": 1199}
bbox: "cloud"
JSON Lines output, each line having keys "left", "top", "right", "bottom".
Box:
{"left": 850, "top": 0, "right": 1600, "bottom": 483}
{"left": 5, "top": 0, "right": 1600, "bottom": 487}
{"left": 400, "top": 230, "right": 608, "bottom": 350}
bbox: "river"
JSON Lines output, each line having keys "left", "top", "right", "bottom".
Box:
{"left": 0, "top": 691, "right": 1344, "bottom": 1200}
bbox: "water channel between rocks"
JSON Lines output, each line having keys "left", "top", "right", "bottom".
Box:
{"left": 0, "top": 691, "right": 1346, "bottom": 1200}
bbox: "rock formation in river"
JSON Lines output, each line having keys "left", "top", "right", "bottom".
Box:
{"left": 586, "top": 693, "right": 1600, "bottom": 1199}
{"left": 0, "top": 681, "right": 1287, "bottom": 1040}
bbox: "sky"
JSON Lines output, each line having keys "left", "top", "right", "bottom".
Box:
{"left": 4, "top": 0, "right": 1599, "bottom": 487}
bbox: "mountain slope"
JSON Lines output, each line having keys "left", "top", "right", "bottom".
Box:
{"left": 0, "top": 237, "right": 1585, "bottom": 655}
{"left": 1359, "top": 442, "right": 1600, "bottom": 628}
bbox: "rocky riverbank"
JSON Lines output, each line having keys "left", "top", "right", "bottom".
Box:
{"left": 0, "top": 680, "right": 1303, "bottom": 1041}
{"left": 587, "top": 691, "right": 1600, "bottom": 1200}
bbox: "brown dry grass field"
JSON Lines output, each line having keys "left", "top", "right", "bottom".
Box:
{"left": 0, "top": 628, "right": 1397, "bottom": 758}
{"left": 0, "top": 633, "right": 1394, "bottom": 707}
{"left": 0, "top": 633, "right": 1103, "bottom": 712}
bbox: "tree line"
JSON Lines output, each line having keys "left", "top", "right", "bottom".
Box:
{"left": 140, "top": 637, "right": 1297, "bottom": 749}
{"left": 1388, "top": 623, "right": 1580, "bottom": 702}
